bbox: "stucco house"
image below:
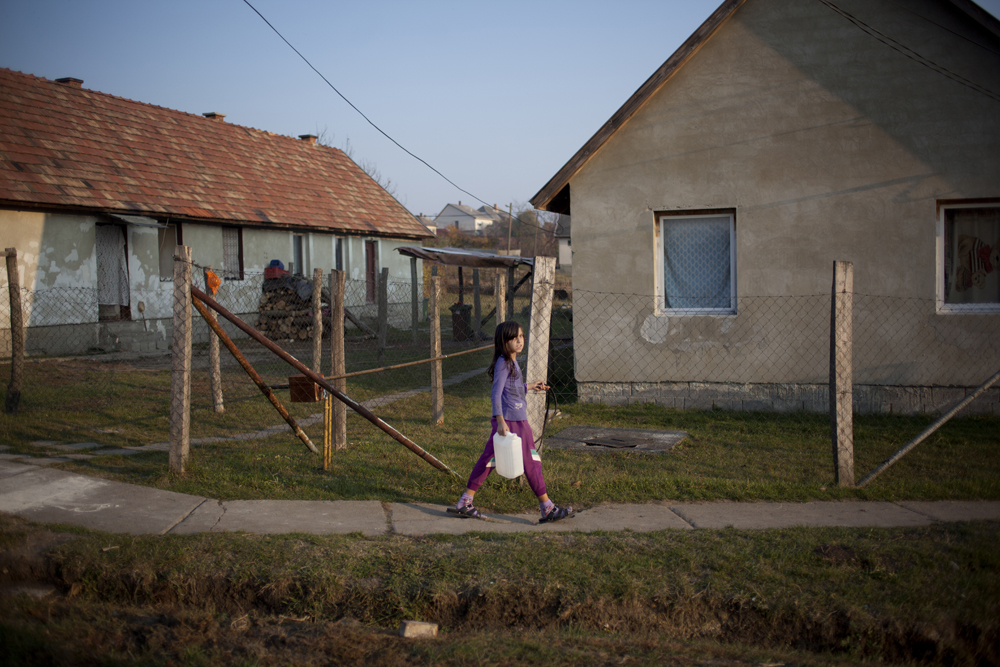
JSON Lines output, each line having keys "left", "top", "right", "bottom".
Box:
{"left": 433, "top": 203, "right": 494, "bottom": 234}
{"left": 531, "top": 0, "right": 1000, "bottom": 413}
{"left": 0, "top": 68, "right": 432, "bottom": 355}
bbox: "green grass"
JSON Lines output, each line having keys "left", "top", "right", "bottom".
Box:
{"left": 2, "top": 511, "right": 998, "bottom": 665}
{"left": 7, "top": 368, "right": 996, "bottom": 512}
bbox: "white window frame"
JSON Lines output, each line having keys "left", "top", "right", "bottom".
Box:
{"left": 655, "top": 210, "right": 737, "bottom": 315}
{"left": 936, "top": 201, "right": 1000, "bottom": 314}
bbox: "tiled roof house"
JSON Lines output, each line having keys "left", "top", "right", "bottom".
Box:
{"left": 0, "top": 68, "right": 431, "bottom": 354}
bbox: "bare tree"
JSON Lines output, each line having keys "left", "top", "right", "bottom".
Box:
{"left": 315, "top": 127, "right": 398, "bottom": 198}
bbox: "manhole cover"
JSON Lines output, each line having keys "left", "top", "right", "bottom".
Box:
{"left": 584, "top": 436, "right": 654, "bottom": 448}
{"left": 544, "top": 427, "right": 685, "bottom": 454}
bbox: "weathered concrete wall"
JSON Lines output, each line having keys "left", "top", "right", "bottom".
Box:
{"left": 2, "top": 209, "right": 425, "bottom": 356}
{"left": 569, "top": 0, "right": 1000, "bottom": 390}
{"left": 578, "top": 381, "right": 1000, "bottom": 416}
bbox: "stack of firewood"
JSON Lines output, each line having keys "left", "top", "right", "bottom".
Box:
{"left": 255, "top": 286, "right": 322, "bottom": 341}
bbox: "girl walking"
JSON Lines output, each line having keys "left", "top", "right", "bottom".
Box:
{"left": 449, "top": 321, "right": 574, "bottom": 524}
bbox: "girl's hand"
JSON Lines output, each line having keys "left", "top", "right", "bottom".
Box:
{"left": 528, "top": 381, "right": 550, "bottom": 392}
{"left": 496, "top": 417, "right": 508, "bottom": 436}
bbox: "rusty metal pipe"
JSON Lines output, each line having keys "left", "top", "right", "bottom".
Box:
{"left": 191, "top": 286, "right": 459, "bottom": 477}
{"left": 192, "top": 296, "right": 318, "bottom": 454}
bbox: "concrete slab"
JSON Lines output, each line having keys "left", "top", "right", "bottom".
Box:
{"left": 169, "top": 500, "right": 387, "bottom": 536}
{"left": 545, "top": 426, "right": 686, "bottom": 454}
{"left": 8, "top": 457, "right": 74, "bottom": 466}
{"left": 0, "top": 467, "right": 205, "bottom": 534}
{"left": 50, "top": 443, "right": 105, "bottom": 452}
{"left": 0, "top": 460, "right": 42, "bottom": 478}
{"left": 26, "top": 441, "right": 60, "bottom": 448}
{"left": 669, "top": 501, "right": 934, "bottom": 529}
{"left": 89, "top": 448, "right": 145, "bottom": 457}
{"left": 390, "top": 502, "right": 693, "bottom": 536}
{"left": 898, "top": 500, "right": 1000, "bottom": 522}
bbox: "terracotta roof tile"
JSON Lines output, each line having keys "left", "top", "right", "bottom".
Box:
{"left": 0, "top": 68, "right": 430, "bottom": 239}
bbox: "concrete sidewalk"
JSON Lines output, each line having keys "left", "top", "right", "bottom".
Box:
{"left": 2, "top": 458, "right": 999, "bottom": 537}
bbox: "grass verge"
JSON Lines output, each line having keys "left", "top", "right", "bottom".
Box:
{"left": 1, "top": 513, "right": 997, "bottom": 665}
{"left": 11, "top": 379, "right": 998, "bottom": 513}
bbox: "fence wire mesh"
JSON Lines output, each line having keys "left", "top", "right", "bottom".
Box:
{"left": 2, "top": 260, "right": 998, "bottom": 453}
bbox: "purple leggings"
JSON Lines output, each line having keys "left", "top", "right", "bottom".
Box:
{"left": 466, "top": 418, "right": 546, "bottom": 497}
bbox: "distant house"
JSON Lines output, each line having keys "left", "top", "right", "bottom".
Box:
{"left": 532, "top": 0, "right": 1000, "bottom": 413}
{"left": 416, "top": 215, "right": 437, "bottom": 236}
{"left": 0, "top": 68, "right": 432, "bottom": 355}
{"left": 433, "top": 202, "right": 494, "bottom": 234}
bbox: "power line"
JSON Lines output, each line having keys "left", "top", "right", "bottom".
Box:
{"left": 241, "top": 0, "right": 555, "bottom": 237}
{"left": 817, "top": 0, "right": 1000, "bottom": 103}
{"left": 884, "top": 0, "right": 1000, "bottom": 57}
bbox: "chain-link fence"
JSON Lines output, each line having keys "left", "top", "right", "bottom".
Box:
{"left": 0, "top": 259, "right": 537, "bottom": 449}
{"left": 2, "top": 260, "right": 997, "bottom": 452}
{"left": 542, "top": 288, "right": 999, "bottom": 417}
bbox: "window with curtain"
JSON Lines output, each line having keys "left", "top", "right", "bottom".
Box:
{"left": 659, "top": 211, "right": 736, "bottom": 313}
{"left": 942, "top": 204, "right": 1000, "bottom": 311}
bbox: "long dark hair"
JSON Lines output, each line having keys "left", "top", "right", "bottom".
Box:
{"left": 488, "top": 320, "right": 521, "bottom": 381}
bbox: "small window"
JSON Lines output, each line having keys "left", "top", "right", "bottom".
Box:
{"left": 292, "top": 234, "right": 304, "bottom": 276}
{"left": 941, "top": 204, "right": 1000, "bottom": 311}
{"left": 222, "top": 227, "right": 244, "bottom": 281}
{"left": 158, "top": 224, "right": 179, "bottom": 281}
{"left": 658, "top": 211, "right": 736, "bottom": 313}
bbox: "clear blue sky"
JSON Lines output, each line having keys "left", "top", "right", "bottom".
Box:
{"left": 2, "top": 0, "right": 998, "bottom": 218}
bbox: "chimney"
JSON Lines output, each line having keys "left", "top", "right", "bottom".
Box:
{"left": 55, "top": 77, "right": 83, "bottom": 88}
{"left": 202, "top": 112, "right": 226, "bottom": 121}
{"left": 298, "top": 134, "right": 318, "bottom": 145}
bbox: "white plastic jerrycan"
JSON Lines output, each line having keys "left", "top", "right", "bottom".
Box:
{"left": 492, "top": 431, "right": 524, "bottom": 479}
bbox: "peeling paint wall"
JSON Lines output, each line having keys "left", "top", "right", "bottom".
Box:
{"left": 2, "top": 209, "right": 424, "bottom": 356}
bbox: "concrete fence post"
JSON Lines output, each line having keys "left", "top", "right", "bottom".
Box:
{"left": 830, "top": 260, "right": 855, "bottom": 487}
{"left": 410, "top": 257, "right": 419, "bottom": 343}
{"left": 170, "top": 245, "right": 193, "bottom": 473}
{"left": 331, "top": 269, "right": 347, "bottom": 452}
{"left": 4, "top": 248, "right": 24, "bottom": 414}
{"left": 525, "top": 256, "right": 555, "bottom": 443}
{"left": 473, "top": 268, "right": 482, "bottom": 342}
{"left": 312, "top": 268, "right": 323, "bottom": 374}
{"left": 430, "top": 272, "right": 444, "bottom": 425}
{"left": 495, "top": 269, "right": 507, "bottom": 332}
{"left": 203, "top": 266, "right": 224, "bottom": 414}
{"left": 377, "top": 267, "right": 389, "bottom": 366}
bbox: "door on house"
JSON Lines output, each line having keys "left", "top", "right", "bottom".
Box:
{"left": 96, "top": 224, "right": 130, "bottom": 321}
{"left": 365, "top": 240, "right": 378, "bottom": 303}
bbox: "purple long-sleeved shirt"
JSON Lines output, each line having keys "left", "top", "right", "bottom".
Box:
{"left": 491, "top": 357, "right": 528, "bottom": 421}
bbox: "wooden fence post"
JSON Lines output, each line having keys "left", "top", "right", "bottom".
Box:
{"left": 312, "top": 268, "right": 323, "bottom": 374}
{"left": 377, "top": 267, "right": 388, "bottom": 366}
{"left": 170, "top": 245, "right": 193, "bottom": 473}
{"left": 331, "top": 269, "right": 347, "bottom": 452}
{"left": 410, "top": 257, "right": 419, "bottom": 343}
{"left": 495, "top": 269, "right": 507, "bottom": 332}
{"left": 506, "top": 265, "right": 516, "bottom": 320}
{"left": 525, "top": 256, "right": 555, "bottom": 443}
{"left": 4, "top": 248, "right": 24, "bottom": 414}
{"left": 429, "top": 272, "right": 444, "bottom": 425}
{"left": 204, "top": 266, "right": 224, "bottom": 414}
{"left": 830, "top": 260, "right": 854, "bottom": 487}
{"left": 473, "top": 268, "right": 481, "bottom": 342}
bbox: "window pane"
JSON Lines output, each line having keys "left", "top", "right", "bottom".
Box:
{"left": 222, "top": 227, "right": 242, "bottom": 280}
{"left": 663, "top": 215, "right": 732, "bottom": 309}
{"left": 944, "top": 207, "right": 1000, "bottom": 305}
